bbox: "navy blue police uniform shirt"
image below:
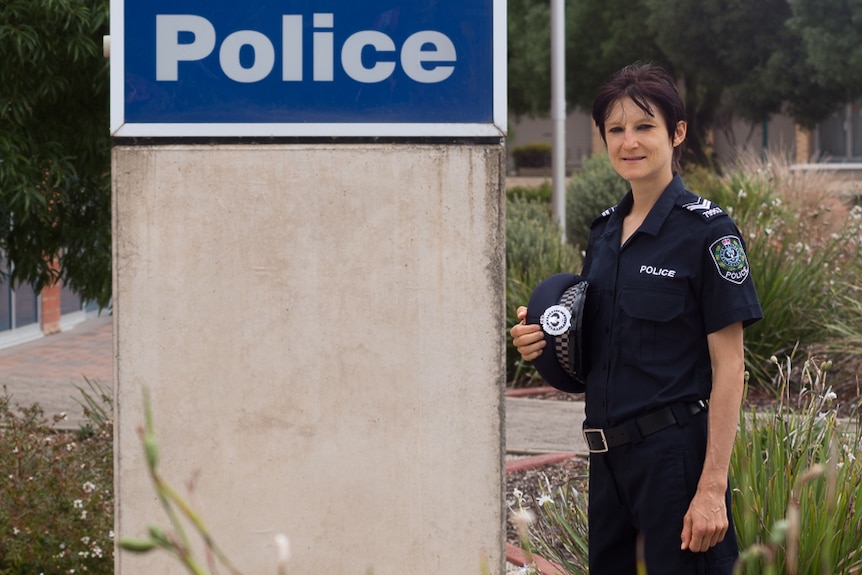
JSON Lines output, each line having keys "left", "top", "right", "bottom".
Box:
{"left": 581, "top": 173, "right": 763, "bottom": 429}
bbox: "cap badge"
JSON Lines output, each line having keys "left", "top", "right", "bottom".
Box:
{"left": 540, "top": 305, "right": 572, "bottom": 336}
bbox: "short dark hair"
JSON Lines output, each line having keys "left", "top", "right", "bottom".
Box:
{"left": 592, "top": 63, "right": 686, "bottom": 167}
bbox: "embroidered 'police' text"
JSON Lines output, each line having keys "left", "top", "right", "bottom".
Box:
{"left": 639, "top": 265, "right": 677, "bottom": 278}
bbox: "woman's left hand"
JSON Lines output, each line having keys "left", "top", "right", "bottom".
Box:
{"left": 680, "top": 485, "right": 729, "bottom": 553}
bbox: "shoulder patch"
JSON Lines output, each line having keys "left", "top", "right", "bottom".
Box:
{"left": 710, "top": 235, "right": 750, "bottom": 284}
{"left": 681, "top": 197, "right": 725, "bottom": 220}
{"left": 590, "top": 205, "right": 616, "bottom": 228}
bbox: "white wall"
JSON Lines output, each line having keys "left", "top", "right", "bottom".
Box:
{"left": 113, "top": 143, "right": 507, "bottom": 575}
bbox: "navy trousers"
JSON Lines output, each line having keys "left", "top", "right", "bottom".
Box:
{"left": 587, "top": 411, "right": 738, "bottom": 574}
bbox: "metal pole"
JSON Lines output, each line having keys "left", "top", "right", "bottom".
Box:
{"left": 551, "top": 0, "right": 566, "bottom": 241}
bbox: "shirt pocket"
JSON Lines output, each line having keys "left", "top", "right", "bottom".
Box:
{"left": 618, "top": 286, "right": 686, "bottom": 366}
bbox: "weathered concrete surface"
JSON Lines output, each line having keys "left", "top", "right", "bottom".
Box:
{"left": 113, "top": 144, "right": 506, "bottom": 575}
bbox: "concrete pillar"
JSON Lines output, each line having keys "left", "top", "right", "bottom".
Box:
{"left": 114, "top": 143, "right": 507, "bottom": 575}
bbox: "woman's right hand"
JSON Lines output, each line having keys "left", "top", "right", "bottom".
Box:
{"left": 509, "top": 306, "right": 546, "bottom": 361}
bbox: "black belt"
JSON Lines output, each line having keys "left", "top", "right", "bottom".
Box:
{"left": 583, "top": 400, "right": 708, "bottom": 453}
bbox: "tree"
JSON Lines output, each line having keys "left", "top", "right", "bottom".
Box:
{"left": 507, "top": 0, "right": 862, "bottom": 166}
{"left": 783, "top": 0, "right": 862, "bottom": 128}
{"left": 0, "top": 0, "right": 111, "bottom": 308}
{"left": 507, "top": 0, "right": 552, "bottom": 118}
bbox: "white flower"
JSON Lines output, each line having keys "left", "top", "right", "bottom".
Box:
{"left": 81, "top": 536, "right": 90, "bottom": 545}
{"left": 93, "top": 546, "right": 103, "bottom": 558}
{"left": 80, "top": 510, "right": 88, "bottom": 520}
{"left": 512, "top": 488, "right": 526, "bottom": 506}
{"left": 73, "top": 500, "right": 83, "bottom": 509}
{"left": 825, "top": 392, "right": 837, "bottom": 402}
{"left": 13, "top": 527, "right": 20, "bottom": 535}
{"left": 537, "top": 494, "right": 554, "bottom": 507}
{"left": 511, "top": 508, "right": 536, "bottom": 529}
{"left": 274, "top": 533, "right": 290, "bottom": 570}
{"left": 82, "top": 481, "right": 96, "bottom": 494}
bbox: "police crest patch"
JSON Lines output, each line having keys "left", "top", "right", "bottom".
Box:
{"left": 710, "top": 235, "right": 750, "bottom": 284}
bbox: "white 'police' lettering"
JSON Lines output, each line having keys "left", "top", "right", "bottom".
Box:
{"left": 639, "top": 265, "right": 677, "bottom": 278}
{"left": 723, "top": 267, "right": 749, "bottom": 282}
{"left": 156, "top": 14, "right": 457, "bottom": 85}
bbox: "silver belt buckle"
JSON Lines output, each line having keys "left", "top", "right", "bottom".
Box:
{"left": 583, "top": 428, "right": 609, "bottom": 453}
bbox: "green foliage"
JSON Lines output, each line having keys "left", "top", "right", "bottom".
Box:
{"left": 507, "top": 0, "right": 551, "bottom": 118}
{"left": 823, "top": 286, "right": 862, "bottom": 363}
{"left": 0, "top": 0, "right": 111, "bottom": 307}
{"left": 512, "top": 143, "right": 553, "bottom": 169}
{"left": 697, "top": 154, "right": 862, "bottom": 387}
{"left": 507, "top": 181, "right": 552, "bottom": 204}
{"left": 733, "top": 357, "right": 862, "bottom": 574}
{"left": 506, "top": 194, "right": 582, "bottom": 385}
{"left": 509, "top": 0, "right": 862, "bottom": 164}
{"left": 520, "top": 358, "right": 862, "bottom": 574}
{"left": 0, "top": 389, "right": 113, "bottom": 574}
{"left": 566, "top": 0, "right": 667, "bottom": 113}
{"left": 789, "top": 0, "right": 862, "bottom": 99}
{"left": 564, "top": 154, "right": 628, "bottom": 251}
{"left": 522, "top": 482, "right": 589, "bottom": 574}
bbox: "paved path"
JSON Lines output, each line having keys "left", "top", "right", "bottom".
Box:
{"left": 0, "top": 316, "right": 112, "bottom": 430}
{"left": 0, "top": 316, "right": 587, "bottom": 452}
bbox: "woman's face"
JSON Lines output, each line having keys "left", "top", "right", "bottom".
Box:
{"left": 603, "top": 96, "right": 686, "bottom": 190}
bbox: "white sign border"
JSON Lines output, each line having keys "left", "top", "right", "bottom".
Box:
{"left": 109, "top": 0, "right": 507, "bottom": 138}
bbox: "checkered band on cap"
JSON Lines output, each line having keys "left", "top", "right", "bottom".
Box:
{"left": 553, "top": 280, "right": 587, "bottom": 379}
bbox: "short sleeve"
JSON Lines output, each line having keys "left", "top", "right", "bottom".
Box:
{"left": 699, "top": 219, "right": 763, "bottom": 333}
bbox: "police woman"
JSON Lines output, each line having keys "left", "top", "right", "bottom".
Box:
{"left": 510, "top": 64, "right": 762, "bottom": 574}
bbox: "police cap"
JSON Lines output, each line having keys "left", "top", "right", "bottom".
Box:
{"left": 525, "top": 273, "right": 589, "bottom": 393}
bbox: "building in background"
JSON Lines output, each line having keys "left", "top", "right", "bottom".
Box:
{"left": 0, "top": 257, "right": 99, "bottom": 350}
{"left": 507, "top": 101, "right": 862, "bottom": 175}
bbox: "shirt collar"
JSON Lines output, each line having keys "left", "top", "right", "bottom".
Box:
{"left": 612, "top": 173, "right": 685, "bottom": 239}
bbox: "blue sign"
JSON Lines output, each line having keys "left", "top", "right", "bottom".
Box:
{"left": 110, "top": 1, "right": 506, "bottom": 137}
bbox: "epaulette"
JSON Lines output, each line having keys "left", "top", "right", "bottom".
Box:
{"left": 678, "top": 196, "right": 726, "bottom": 221}
{"left": 590, "top": 205, "right": 617, "bottom": 228}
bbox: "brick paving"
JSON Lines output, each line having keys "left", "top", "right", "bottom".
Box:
{"left": 0, "top": 315, "right": 112, "bottom": 429}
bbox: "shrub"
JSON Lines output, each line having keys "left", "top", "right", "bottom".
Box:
{"left": 507, "top": 180, "right": 552, "bottom": 204}
{"left": 564, "top": 153, "right": 628, "bottom": 251}
{"left": 699, "top": 153, "right": 862, "bottom": 387}
{"left": 520, "top": 356, "right": 862, "bottom": 574}
{"left": 506, "top": 195, "right": 582, "bottom": 385}
{"left": 512, "top": 142, "right": 552, "bottom": 169}
{"left": 733, "top": 356, "right": 862, "bottom": 574}
{"left": 0, "top": 388, "right": 113, "bottom": 575}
